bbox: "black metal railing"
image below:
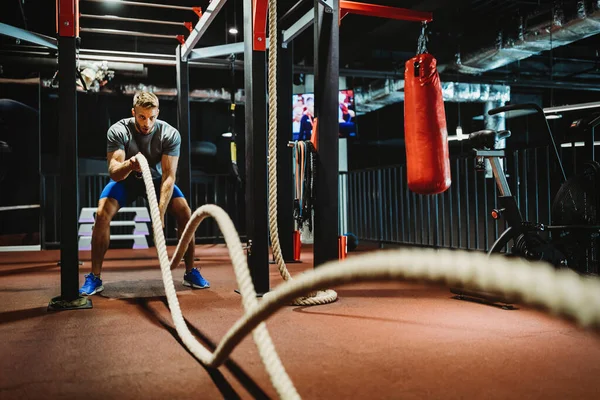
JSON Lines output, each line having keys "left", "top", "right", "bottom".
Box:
{"left": 345, "top": 143, "right": 596, "bottom": 252}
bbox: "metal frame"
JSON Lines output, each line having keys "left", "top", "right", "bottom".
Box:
{"left": 176, "top": 45, "right": 192, "bottom": 201}
{"left": 313, "top": 0, "right": 341, "bottom": 266}
{"left": 180, "top": 0, "right": 228, "bottom": 60}
{"left": 84, "top": 0, "right": 202, "bottom": 16}
{"left": 56, "top": 0, "right": 86, "bottom": 306}
{"left": 276, "top": 7, "right": 296, "bottom": 262}
{"left": 188, "top": 42, "right": 245, "bottom": 61}
{"left": 339, "top": 1, "right": 433, "bottom": 22}
{"left": 243, "top": 0, "right": 270, "bottom": 293}
{"left": 0, "top": 22, "right": 58, "bottom": 49}
{"left": 282, "top": 9, "right": 314, "bottom": 46}
{"left": 80, "top": 27, "right": 186, "bottom": 44}
{"left": 282, "top": 1, "right": 432, "bottom": 47}
{"left": 78, "top": 1, "right": 201, "bottom": 45}
{"left": 253, "top": 0, "right": 268, "bottom": 51}
{"left": 80, "top": 14, "right": 194, "bottom": 31}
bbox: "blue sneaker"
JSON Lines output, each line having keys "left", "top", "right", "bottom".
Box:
{"left": 183, "top": 268, "right": 210, "bottom": 289}
{"left": 79, "top": 273, "right": 104, "bottom": 296}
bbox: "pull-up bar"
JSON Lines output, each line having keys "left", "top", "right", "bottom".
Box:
{"left": 80, "top": 27, "right": 186, "bottom": 44}
{"left": 80, "top": 14, "right": 194, "bottom": 32}
{"left": 83, "top": 0, "right": 202, "bottom": 17}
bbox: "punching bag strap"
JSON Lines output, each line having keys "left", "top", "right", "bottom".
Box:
{"left": 416, "top": 22, "right": 429, "bottom": 55}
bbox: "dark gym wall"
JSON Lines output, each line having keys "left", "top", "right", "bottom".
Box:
{"left": 39, "top": 91, "right": 245, "bottom": 176}
{"left": 0, "top": 81, "right": 41, "bottom": 246}
{"left": 0, "top": 82, "right": 40, "bottom": 206}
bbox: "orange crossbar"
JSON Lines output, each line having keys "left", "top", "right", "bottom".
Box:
{"left": 340, "top": 1, "right": 433, "bottom": 23}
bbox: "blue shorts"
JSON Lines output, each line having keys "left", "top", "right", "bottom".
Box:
{"left": 99, "top": 176, "right": 184, "bottom": 208}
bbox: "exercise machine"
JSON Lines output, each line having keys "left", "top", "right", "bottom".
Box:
{"left": 452, "top": 103, "right": 600, "bottom": 308}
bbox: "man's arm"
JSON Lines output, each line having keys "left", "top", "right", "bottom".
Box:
{"left": 158, "top": 154, "right": 179, "bottom": 226}
{"left": 108, "top": 149, "right": 141, "bottom": 182}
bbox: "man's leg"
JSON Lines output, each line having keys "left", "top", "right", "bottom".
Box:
{"left": 168, "top": 197, "right": 195, "bottom": 272}
{"left": 91, "top": 197, "right": 120, "bottom": 275}
{"left": 168, "top": 192, "right": 210, "bottom": 289}
{"left": 80, "top": 180, "right": 125, "bottom": 295}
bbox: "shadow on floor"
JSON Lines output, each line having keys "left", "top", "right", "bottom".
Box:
{"left": 128, "top": 296, "right": 272, "bottom": 400}
{"left": 0, "top": 306, "right": 49, "bottom": 325}
{"left": 0, "top": 263, "right": 59, "bottom": 277}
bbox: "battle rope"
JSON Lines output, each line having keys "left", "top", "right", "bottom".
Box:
{"left": 137, "top": 152, "right": 600, "bottom": 400}
{"left": 132, "top": 2, "right": 600, "bottom": 399}
{"left": 137, "top": 154, "right": 300, "bottom": 399}
{"left": 266, "top": 0, "right": 337, "bottom": 305}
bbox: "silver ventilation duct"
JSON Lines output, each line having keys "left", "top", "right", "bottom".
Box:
{"left": 120, "top": 84, "right": 246, "bottom": 103}
{"left": 353, "top": 79, "right": 405, "bottom": 115}
{"left": 454, "top": 1, "right": 600, "bottom": 75}
{"left": 353, "top": 79, "right": 510, "bottom": 115}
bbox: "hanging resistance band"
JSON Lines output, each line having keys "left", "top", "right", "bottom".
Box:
{"left": 292, "top": 140, "right": 316, "bottom": 233}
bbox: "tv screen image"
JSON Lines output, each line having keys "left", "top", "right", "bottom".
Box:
{"left": 339, "top": 89, "right": 357, "bottom": 138}
{"left": 292, "top": 90, "right": 357, "bottom": 141}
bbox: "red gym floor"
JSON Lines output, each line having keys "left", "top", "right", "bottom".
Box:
{"left": 1, "top": 244, "right": 600, "bottom": 399}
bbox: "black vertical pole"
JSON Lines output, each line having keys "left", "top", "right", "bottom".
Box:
{"left": 313, "top": 0, "right": 340, "bottom": 267}
{"left": 176, "top": 45, "right": 192, "bottom": 201}
{"left": 243, "top": 0, "right": 269, "bottom": 294}
{"left": 49, "top": 0, "right": 90, "bottom": 310}
{"left": 59, "top": 9, "right": 79, "bottom": 300}
{"left": 38, "top": 73, "right": 45, "bottom": 249}
{"left": 276, "top": 24, "right": 295, "bottom": 262}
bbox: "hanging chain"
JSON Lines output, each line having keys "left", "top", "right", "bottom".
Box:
{"left": 417, "top": 22, "right": 429, "bottom": 55}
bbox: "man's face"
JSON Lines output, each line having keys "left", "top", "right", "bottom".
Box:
{"left": 132, "top": 106, "right": 159, "bottom": 135}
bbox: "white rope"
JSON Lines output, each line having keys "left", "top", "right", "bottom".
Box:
{"left": 137, "top": 153, "right": 600, "bottom": 400}
{"left": 130, "top": 3, "right": 600, "bottom": 399}
{"left": 266, "top": 0, "right": 337, "bottom": 306}
{"left": 137, "top": 154, "right": 300, "bottom": 399}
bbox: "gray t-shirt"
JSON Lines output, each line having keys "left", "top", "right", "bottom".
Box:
{"left": 107, "top": 118, "right": 180, "bottom": 179}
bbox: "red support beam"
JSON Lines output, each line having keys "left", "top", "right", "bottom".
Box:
{"left": 253, "top": 0, "right": 268, "bottom": 51}
{"left": 340, "top": 1, "right": 433, "bottom": 23}
{"left": 57, "top": 0, "right": 79, "bottom": 37}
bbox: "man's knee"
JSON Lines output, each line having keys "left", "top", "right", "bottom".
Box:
{"left": 169, "top": 197, "right": 191, "bottom": 222}
{"left": 95, "top": 198, "right": 119, "bottom": 227}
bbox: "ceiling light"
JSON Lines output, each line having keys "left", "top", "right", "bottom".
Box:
{"left": 561, "top": 142, "right": 585, "bottom": 148}
{"left": 561, "top": 141, "right": 600, "bottom": 148}
{"left": 222, "top": 132, "right": 233, "bottom": 138}
{"left": 228, "top": 27, "right": 238, "bottom": 35}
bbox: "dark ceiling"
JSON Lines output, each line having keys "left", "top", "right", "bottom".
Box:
{"left": 2, "top": 0, "right": 600, "bottom": 95}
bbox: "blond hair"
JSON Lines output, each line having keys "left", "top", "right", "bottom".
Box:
{"left": 133, "top": 91, "right": 159, "bottom": 109}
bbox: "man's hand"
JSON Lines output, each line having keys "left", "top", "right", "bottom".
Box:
{"left": 129, "top": 154, "right": 142, "bottom": 172}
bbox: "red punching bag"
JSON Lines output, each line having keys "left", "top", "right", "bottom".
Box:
{"left": 404, "top": 53, "right": 451, "bottom": 194}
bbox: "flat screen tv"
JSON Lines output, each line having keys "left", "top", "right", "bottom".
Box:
{"left": 292, "top": 89, "right": 357, "bottom": 141}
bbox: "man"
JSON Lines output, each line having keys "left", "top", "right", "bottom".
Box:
{"left": 79, "top": 91, "right": 209, "bottom": 295}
